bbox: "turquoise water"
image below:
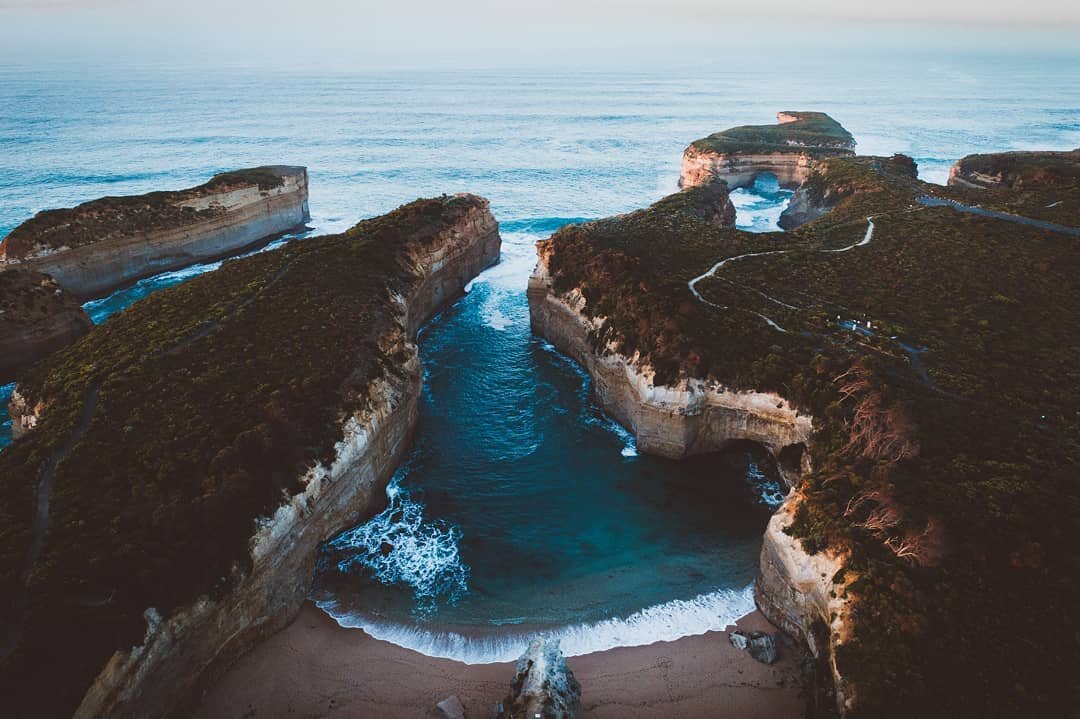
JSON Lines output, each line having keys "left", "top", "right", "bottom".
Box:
{"left": 1, "top": 59, "right": 1078, "bottom": 657}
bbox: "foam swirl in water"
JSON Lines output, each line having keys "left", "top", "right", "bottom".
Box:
{"left": 324, "top": 478, "right": 469, "bottom": 613}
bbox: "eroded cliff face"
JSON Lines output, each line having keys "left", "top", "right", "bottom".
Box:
{"left": 680, "top": 146, "right": 820, "bottom": 191}
{"left": 527, "top": 244, "right": 812, "bottom": 477}
{"left": 0, "top": 167, "right": 310, "bottom": 300}
{"left": 68, "top": 200, "right": 500, "bottom": 719}
{"left": 757, "top": 494, "right": 854, "bottom": 714}
{"left": 529, "top": 237, "right": 859, "bottom": 712}
{"left": 76, "top": 352, "right": 421, "bottom": 719}
{"left": 679, "top": 111, "right": 855, "bottom": 191}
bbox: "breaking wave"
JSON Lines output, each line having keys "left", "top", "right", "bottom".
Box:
{"left": 315, "top": 583, "right": 756, "bottom": 664}
{"left": 323, "top": 475, "right": 469, "bottom": 615}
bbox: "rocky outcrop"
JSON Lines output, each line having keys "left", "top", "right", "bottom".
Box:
{"left": 67, "top": 198, "right": 500, "bottom": 719}
{"left": 728, "top": 629, "right": 778, "bottom": 664}
{"left": 528, "top": 246, "right": 812, "bottom": 478}
{"left": 756, "top": 495, "right": 853, "bottom": 714}
{"left": 7, "top": 385, "right": 48, "bottom": 442}
{"left": 0, "top": 270, "right": 92, "bottom": 383}
{"left": 0, "top": 166, "right": 310, "bottom": 300}
{"left": 680, "top": 112, "right": 855, "bottom": 191}
{"left": 947, "top": 149, "right": 1080, "bottom": 190}
{"left": 777, "top": 186, "right": 830, "bottom": 230}
{"left": 681, "top": 146, "right": 822, "bottom": 191}
{"left": 496, "top": 638, "right": 582, "bottom": 719}
{"left": 779, "top": 153, "right": 918, "bottom": 230}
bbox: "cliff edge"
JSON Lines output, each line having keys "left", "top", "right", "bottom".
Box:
{"left": 680, "top": 111, "right": 855, "bottom": 190}
{"left": 530, "top": 139, "right": 1080, "bottom": 718}
{"left": 0, "top": 194, "right": 500, "bottom": 719}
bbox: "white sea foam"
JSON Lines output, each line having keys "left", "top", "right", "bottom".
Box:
{"left": 747, "top": 460, "right": 787, "bottom": 509}
{"left": 325, "top": 477, "right": 469, "bottom": 613}
{"left": 481, "top": 304, "right": 513, "bottom": 331}
{"left": 315, "top": 583, "right": 757, "bottom": 664}
{"left": 470, "top": 231, "right": 542, "bottom": 293}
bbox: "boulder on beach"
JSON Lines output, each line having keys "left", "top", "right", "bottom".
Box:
{"left": 496, "top": 638, "right": 581, "bottom": 719}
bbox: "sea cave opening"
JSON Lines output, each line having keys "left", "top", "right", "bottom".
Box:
{"left": 728, "top": 173, "right": 795, "bottom": 233}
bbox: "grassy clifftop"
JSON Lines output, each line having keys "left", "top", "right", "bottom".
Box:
{"left": 0, "top": 269, "right": 87, "bottom": 330}
{"left": 541, "top": 153, "right": 1080, "bottom": 717}
{"left": 690, "top": 111, "right": 856, "bottom": 156}
{"left": 0, "top": 194, "right": 489, "bottom": 717}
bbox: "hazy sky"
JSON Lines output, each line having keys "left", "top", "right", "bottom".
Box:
{"left": 2, "top": 0, "right": 1078, "bottom": 67}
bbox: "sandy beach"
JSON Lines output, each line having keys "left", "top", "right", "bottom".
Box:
{"left": 194, "top": 602, "right": 802, "bottom": 718}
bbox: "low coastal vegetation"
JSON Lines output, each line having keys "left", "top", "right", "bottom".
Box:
{"left": 0, "top": 194, "right": 488, "bottom": 717}
{"left": 0, "top": 166, "right": 290, "bottom": 260}
{"left": 541, "top": 152, "right": 1079, "bottom": 717}
{"left": 689, "top": 111, "right": 856, "bottom": 156}
{"left": 0, "top": 269, "right": 87, "bottom": 331}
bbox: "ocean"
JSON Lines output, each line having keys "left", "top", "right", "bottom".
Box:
{"left": 1, "top": 54, "right": 1077, "bottom": 660}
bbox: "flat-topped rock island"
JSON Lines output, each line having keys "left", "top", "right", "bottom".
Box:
{"left": 0, "top": 166, "right": 310, "bottom": 300}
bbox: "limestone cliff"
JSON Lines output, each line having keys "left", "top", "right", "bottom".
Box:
{"left": 0, "top": 195, "right": 500, "bottom": 719}
{"left": 528, "top": 243, "right": 812, "bottom": 479}
{"left": 0, "top": 270, "right": 92, "bottom": 383}
{"left": 756, "top": 495, "right": 853, "bottom": 713}
{"left": 679, "top": 112, "right": 855, "bottom": 190}
{"left": 947, "top": 149, "right": 1080, "bottom": 190}
{"left": 72, "top": 198, "right": 500, "bottom": 719}
{"left": 530, "top": 244, "right": 857, "bottom": 713}
{"left": 0, "top": 166, "right": 310, "bottom": 299}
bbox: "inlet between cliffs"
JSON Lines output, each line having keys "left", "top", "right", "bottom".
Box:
{"left": 310, "top": 185, "right": 793, "bottom": 664}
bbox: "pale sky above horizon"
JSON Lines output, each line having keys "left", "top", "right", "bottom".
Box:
{"left": 2, "top": 0, "right": 1078, "bottom": 67}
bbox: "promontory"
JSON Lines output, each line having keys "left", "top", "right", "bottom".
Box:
{"left": 531, "top": 126, "right": 1080, "bottom": 718}
{"left": 0, "top": 194, "right": 501, "bottom": 718}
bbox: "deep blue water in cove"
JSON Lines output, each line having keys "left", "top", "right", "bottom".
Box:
{"left": 0, "top": 56, "right": 1078, "bottom": 659}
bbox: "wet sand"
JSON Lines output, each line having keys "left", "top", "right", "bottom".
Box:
{"left": 195, "top": 602, "right": 803, "bottom": 718}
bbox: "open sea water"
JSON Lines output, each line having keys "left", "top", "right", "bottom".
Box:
{"left": 1, "top": 53, "right": 1077, "bottom": 660}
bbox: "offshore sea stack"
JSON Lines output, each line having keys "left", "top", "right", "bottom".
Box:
{"left": 679, "top": 111, "right": 855, "bottom": 191}
{"left": 0, "top": 194, "right": 500, "bottom": 719}
{"left": 0, "top": 166, "right": 310, "bottom": 300}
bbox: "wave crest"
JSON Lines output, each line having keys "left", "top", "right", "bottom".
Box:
{"left": 323, "top": 479, "right": 469, "bottom": 613}
{"left": 314, "top": 584, "right": 756, "bottom": 664}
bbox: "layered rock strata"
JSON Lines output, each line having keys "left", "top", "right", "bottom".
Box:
{"left": 528, "top": 244, "right": 811, "bottom": 474}
{"left": 757, "top": 496, "right": 852, "bottom": 711}
{"left": 679, "top": 111, "right": 855, "bottom": 190}
{"left": 0, "top": 166, "right": 310, "bottom": 299}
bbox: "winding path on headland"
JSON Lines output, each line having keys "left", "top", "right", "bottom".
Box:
{"left": 688, "top": 195, "right": 1077, "bottom": 396}
{"left": 687, "top": 215, "right": 952, "bottom": 394}
{"left": 917, "top": 196, "right": 1080, "bottom": 236}
{"left": 687, "top": 217, "right": 877, "bottom": 333}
